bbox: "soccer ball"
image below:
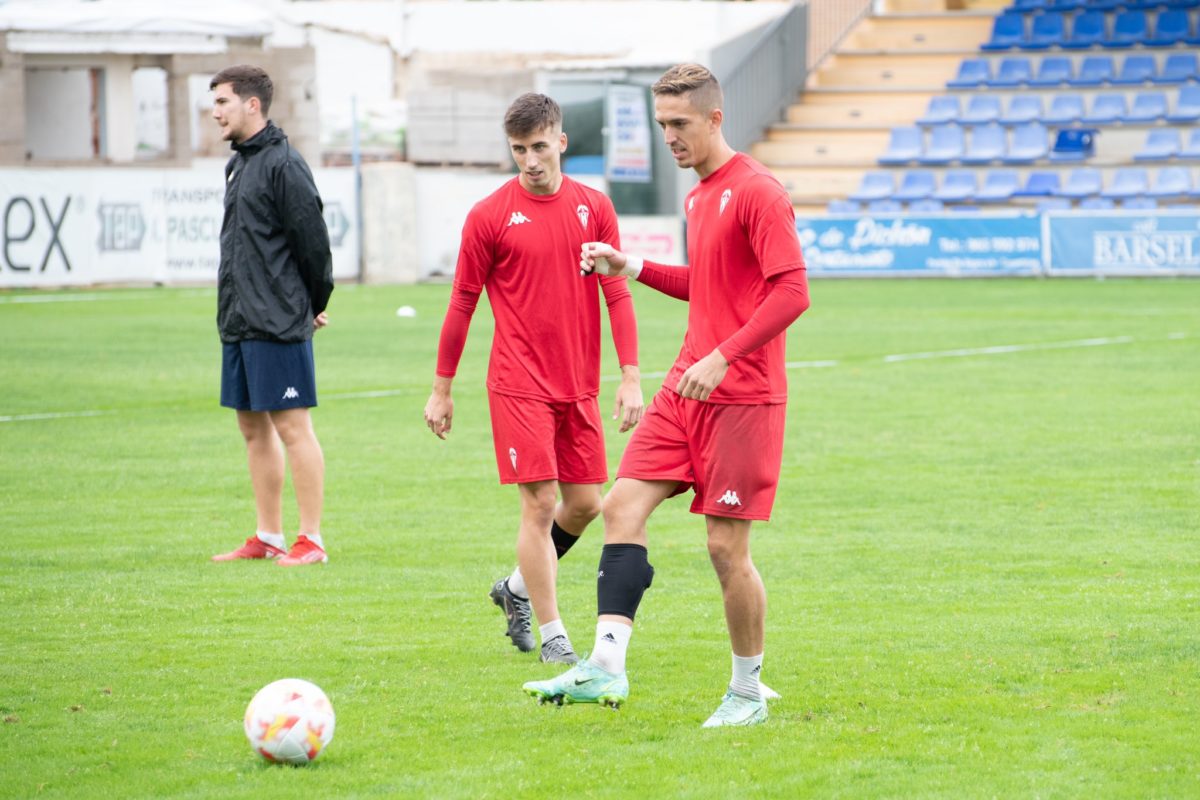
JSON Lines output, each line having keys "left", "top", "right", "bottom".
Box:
{"left": 244, "top": 678, "right": 335, "bottom": 764}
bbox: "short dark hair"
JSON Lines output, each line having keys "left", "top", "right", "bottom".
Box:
{"left": 210, "top": 64, "right": 274, "bottom": 116}
{"left": 503, "top": 93, "right": 562, "bottom": 138}
{"left": 652, "top": 63, "right": 723, "bottom": 114}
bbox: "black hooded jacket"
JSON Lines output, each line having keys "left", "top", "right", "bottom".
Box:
{"left": 217, "top": 121, "right": 333, "bottom": 343}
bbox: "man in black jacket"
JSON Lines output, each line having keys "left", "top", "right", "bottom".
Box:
{"left": 208, "top": 65, "right": 335, "bottom": 567}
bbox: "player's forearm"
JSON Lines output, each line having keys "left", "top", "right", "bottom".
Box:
{"left": 637, "top": 260, "right": 690, "bottom": 301}
{"left": 604, "top": 285, "right": 639, "bottom": 369}
{"left": 434, "top": 286, "right": 480, "bottom": 378}
{"left": 717, "top": 269, "right": 810, "bottom": 364}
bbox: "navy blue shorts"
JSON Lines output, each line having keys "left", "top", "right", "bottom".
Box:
{"left": 220, "top": 339, "right": 318, "bottom": 412}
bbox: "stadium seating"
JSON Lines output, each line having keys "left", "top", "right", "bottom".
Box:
{"left": 982, "top": 13, "right": 1026, "bottom": 49}
{"left": 1059, "top": 168, "right": 1104, "bottom": 197}
{"left": 1180, "top": 129, "right": 1200, "bottom": 159}
{"left": 1101, "top": 167, "right": 1150, "bottom": 198}
{"left": 1104, "top": 11, "right": 1148, "bottom": 48}
{"left": 1082, "top": 93, "right": 1127, "bottom": 124}
{"left": 893, "top": 170, "right": 938, "bottom": 200}
{"left": 1155, "top": 53, "right": 1199, "bottom": 84}
{"left": 947, "top": 58, "right": 991, "bottom": 88}
{"left": 1049, "top": 129, "right": 1096, "bottom": 162}
{"left": 1029, "top": 56, "right": 1073, "bottom": 86}
{"left": 1122, "top": 197, "right": 1158, "bottom": 210}
{"left": 933, "top": 170, "right": 979, "bottom": 201}
{"left": 988, "top": 57, "right": 1034, "bottom": 88}
{"left": 963, "top": 123, "right": 1008, "bottom": 164}
{"left": 1000, "top": 95, "right": 1043, "bottom": 125}
{"left": 1044, "top": 93, "right": 1085, "bottom": 124}
{"left": 878, "top": 126, "right": 922, "bottom": 165}
{"left": 920, "top": 125, "right": 966, "bottom": 165}
{"left": 1146, "top": 166, "right": 1192, "bottom": 197}
{"left": 1167, "top": 85, "right": 1200, "bottom": 123}
{"left": 961, "top": 95, "right": 1002, "bottom": 124}
{"left": 1146, "top": 10, "right": 1192, "bottom": 46}
{"left": 909, "top": 198, "right": 945, "bottom": 212}
{"left": 1080, "top": 196, "right": 1116, "bottom": 209}
{"left": 919, "top": 96, "right": 960, "bottom": 126}
{"left": 1004, "top": 122, "right": 1050, "bottom": 163}
{"left": 826, "top": 199, "right": 861, "bottom": 213}
{"left": 1036, "top": 197, "right": 1072, "bottom": 212}
{"left": 1071, "top": 56, "right": 1115, "bottom": 87}
{"left": 1112, "top": 55, "right": 1158, "bottom": 86}
{"left": 867, "top": 199, "right": 903, "bottom": 213}
{"left": 1125, "top": 91, "right": 1169, "bottom": 123}
{"left": 1014, "top": 170, "right": 1061, "bottom": 196}
{"left": 974, "top": 170, "right": 1020, "bottom": 201}
{"left": 1135, "top": 128, "right": 1181, "bottom": 161}
{"left": 1024, "top": 11, "right": 1066, "bottom": 49}
{"left": 849, "top": 171, "right": 895, "bottom": 201}
{"left": 1064, "top": 11, "right": 1107, "bottom": 49}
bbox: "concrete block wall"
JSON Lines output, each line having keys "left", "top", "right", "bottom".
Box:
{"left": 0, "top": 37, "right": 27, "bottom": 162}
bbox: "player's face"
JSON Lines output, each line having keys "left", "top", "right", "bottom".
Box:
{"left": 509, "top": 126, "right": 567, "bottom": 195}
{"left": 211, "top": 83, "right": 255, "bottom": 144}
{"left": 654, "top": 93, "right": 720, "bottom": 174}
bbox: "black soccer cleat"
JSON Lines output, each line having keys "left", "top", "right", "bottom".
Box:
{"left": 489, "top": 578, "right": 535, "bottom": 652}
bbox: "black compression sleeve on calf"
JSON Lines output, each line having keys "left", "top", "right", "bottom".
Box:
{"left": 551, "top": 521, "right": 579, "bottom": 560}
{"left": 596, "top": 543, "right": 655, "bottom": 620}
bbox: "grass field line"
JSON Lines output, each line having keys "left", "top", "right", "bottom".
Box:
{"left": 0, "top": 289, "right": 214, "bottom": 305}
{"left": 0, "top": 410, "right": 113, "bottom": 423}
{"left": 881, "top": 334, "right": 1145, "bottom": 363}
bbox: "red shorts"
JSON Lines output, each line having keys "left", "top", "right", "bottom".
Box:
{"left": 617, "top": 388, "right": 786, "bottom": 520}
{"left": 487, "top": 391, "right": 607, "bottom": 485}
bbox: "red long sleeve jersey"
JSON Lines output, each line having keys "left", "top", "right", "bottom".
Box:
{"left": 436, "top": 175, "right": 637, "bottom": 401}
{"left": 665, "top": 153, "right": 807, "bottom": 405}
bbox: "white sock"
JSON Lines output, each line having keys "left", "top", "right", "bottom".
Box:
{"left": 506, "top": 568, "right": 528, "bottom": 599}
{"left": 539, "top": 619, "right": 567, "bottom": 645}
{"left": 256, "top": 531, "right": 285, "bottom": 550}
{"left": 301, "top": 533, "right": 324, "bottom": 549}
{"left": 590, "top": 620, "right": 632, "bottom": 674}
{"left": 730, "top": 653, "right": 764, "bottom": 701}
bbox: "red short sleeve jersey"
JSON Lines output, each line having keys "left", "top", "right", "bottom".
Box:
{"left": 664, "top": 153, "right": 806, "bottom": 405}
{"left": 453, "top": 175, "right": 629, "bottom": 401}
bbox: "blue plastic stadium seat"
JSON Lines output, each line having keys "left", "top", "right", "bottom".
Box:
{"left": 1070, "top": 55, "right": 1115, "bottom": 87}
{"left": 949, "top": 205, "right": 983, "bottom": 213}
{"left": 1015, "top": 170, "right": 1062, "bottom": 196}
{"left": 1166, "top": 85, "right": 1200, "bottom": 123}
{"left": 867, "top": 199, "right": 904, "bottom": 213}
{"left": 1044, "top": 93, "right": 1085, "bottom": 124}
{"left": 848, "top": 171, "right": 896, "bottom": 201}
{"left": 1121, "top": 197, "right": 1158, "bottom": 210}
{"left": 1047, "top": 0, "right": 1088, "bottom": 9}
{"left": 1166, "top": 0, "right": 1200, "bottom": 8}
{"left": 1079, "top": 0, "right": 1122, "bottom": 8}
{"left": 1058, "top": 167, "right": 1104, "bottom": 197}
{"left": 1082, "top": 93, "right": 1127, "bottom": 124}
{"left": 1023, "top": 11, "right": 1066, "bottom": 49}
{"left": 919, "top": 125, "right": 965, "bottom": 165}
{"left": 1049, "top": 128, "right": 1097, "bottom": 162}
{"left": 947, "top": 58, "right": 991, "bottom": 88}
{"left": 1004, "top": 121, "right": 1050, "bottom": 163}
{"left": 1146, "top": 10, "right": 1191, "bottom": 46}
{"left": 1134, "top": 128, "right": 1181, "bottom": 161}
{"left": 1029, "top": 56, "right": 1073, "bottom": 86}
{"left": 1012, "top": 0, "right": 1048, "bottom": 10}
{"left": 908, "top": 198, "right": 945, "bottom": 212}
{"left": 1000, "top": 95, "right": 1043, "bottom": 124}
{"left": 1100, "top": 167, "right": 1150, "bottom": 198}
{"left": 919, "top": 96, "right": 961, "bottom": 126}
{"left": 1125, "top": 92, "right": 1168, "bottom": 123}
{"left": 1146, "top": 166, "right": 1193, "bottom": 197}
{"left": 988, "top": 57, "right": 1034, "bottom": 88}
{"left": 1154, "top": 53, "right": 1199, "bottom": 84}
{"left": 983, "top": 13, "right": 1026, "bottom": 50}
{"left": 932, "top": 170, "right": 978, "bottom": 201}
{"left": 1063, "top": 10, "right": 1107, "bottom": 49}
{"left": 963, "top": 123, "right": 1008, "bottom": 164}
{"left": 961, "top": 95, "right": 1003, "bottom": 124}
{"left": 1036, "top": 197, "right": 1073, "bottom": 212}
{"left": 1180, "top": 129, "right": 1200, "bottom": 158}
{"left": 1104, "top": 11, "right": 1148, "bottom": 47}
{"left": 826, "top": 199, "right": 861, "bottom": 214}
{"left": 1079, "top": 197, "right": 1116, "bottom": 210}
{"left": 976, "top": 169, "right": 1022, "bottom": 201}
{"left": 878, "top": 126, "right": 923, "bottom": 165}
{"left": 893, "top": 170, "right": 939, "bottom": 201}
{"left": 1112, "top": 55, "right": 1158, "bottom": 85}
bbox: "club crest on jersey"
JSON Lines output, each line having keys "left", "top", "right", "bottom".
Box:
{"left": 576, "top": 204, "right": 589, "bottom": 229}
{"left": 720, "top": 189, "right": 732, "bottom": 215}
{"left": 688, "top": 196, "right": 696, "bottom": 213}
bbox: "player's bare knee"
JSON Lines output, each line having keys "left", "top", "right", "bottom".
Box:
{"left": 520, "top": 483, "right": 558, "bottom": 524}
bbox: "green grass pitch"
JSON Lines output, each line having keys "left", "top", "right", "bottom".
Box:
{"left": 1, "top": 277, "right": 1197, "bottom": 798}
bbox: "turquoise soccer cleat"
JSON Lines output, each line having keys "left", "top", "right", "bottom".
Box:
{"left": 701, "top": 689, "right": 768, "bottom": 728}
{"left": 523, "top": 658, "right": 629, "bottom": 709}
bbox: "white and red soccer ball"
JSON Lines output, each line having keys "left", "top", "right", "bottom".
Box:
{"left": 244, "top": 678, "right": 335, "bottom": 764}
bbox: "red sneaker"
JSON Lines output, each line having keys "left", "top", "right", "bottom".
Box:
{"left": 277, "top": 535, "right": 328, "bottom": 566}
{"left": 212, "top": 536, "right": 286, "bottom": 562}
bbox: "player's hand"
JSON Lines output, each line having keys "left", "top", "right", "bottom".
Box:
{"left": 580, "top": 242, "right": 628, "bottom": 277}
{"left": 313, "top": 312, "right": 329, "bottom": 330}
{"left": 613, "top": 367, "right": 644, "bottom": 433}
{"left": 675, "top": 349, "right": 729, "bottom": 402}
{"left": 424, "top": 387, "right": 454, "bottom": 439}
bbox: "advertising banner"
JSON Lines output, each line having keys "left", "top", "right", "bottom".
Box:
{"left": 1046, "top": 211, "right": 1200, "bottom": 276}
{"left": 0, "top": 167, "right": 358, "bottom": 288}
{"left": 605, "top": 85, "right": 653, "bottom": 184}
{"left": 795, "top": 214, "right": 1044, "bottom": 277}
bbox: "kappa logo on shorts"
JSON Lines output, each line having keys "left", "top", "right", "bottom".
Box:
{"left": 282, "top": 386, "right": 299, "bottom": 400}
{"left": 717, "top": 489, "right": 742, "bottom": 506}
{"left": 507, "top": 211, "right": 531, "bottom": 227}
{"left": 576, "top": 204, "right": 589, "bottom": 229}
{"left": 509, "top": 447, "right": 518, "bottom": 471}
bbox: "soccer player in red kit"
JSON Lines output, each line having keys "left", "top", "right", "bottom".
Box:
{"left": 424, "top": 93, "right": 643, "bottom": 665}
{"left": 524, "top": 64, "right": 810, "bottom": 726}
